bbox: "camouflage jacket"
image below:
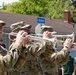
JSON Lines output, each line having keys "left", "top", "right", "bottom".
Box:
{"left": 38, "top": 44, "right": 70, "bottom": 75}
{"left": 9, "top": 41, "right": 46, "bottom": 75}
{"left": 0, "top": 43, "right": 22, "bottom": 75}
{"left": 9, "top": 41, "right": 70, "bottom": 75}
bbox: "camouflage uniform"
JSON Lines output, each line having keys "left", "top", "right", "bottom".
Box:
{"left": 0, "top": 46, "right": 7, "bottom": 75}
{"left": 40, "top": 26, "right": 59, "bottom": 75}
{"left": 8, "top": 21, "right": 32, "bottom": 75}
{"left": 0, "top": 43, "right": 23, "bottom": 75}
{"left": 8, "top": 40, "right": 70, "bottom": 75}
{"left": 38, "top": 25, "right": 69, "bottom": 75}
{"left": 8, "top": 40, "right": 46, "bottom": 75}
{"left": 0, "top": 20, "right": 7, "bottom": 75}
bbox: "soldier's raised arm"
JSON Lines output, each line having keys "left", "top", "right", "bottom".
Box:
{"left": 49, "top": 38, "right": 74, "bottom": 65}
{"left": 0, "top": 30, "right": 28, "bottom": 70}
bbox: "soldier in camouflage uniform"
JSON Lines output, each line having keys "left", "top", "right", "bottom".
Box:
{"left": 32, "top": 25, "right": 71, "bottom": 75}
{"left": 0, "top": 30, "right": 29, "bottom": 75}
{"left": 9, "top": 23, "right": 74, "bottom": 75}
{"left": 0, "top": 20, "right": 8, "bottom": 75}
{"left": 40, "top": 26, "right": 59, "bottom": 75}
{"left": 9, "top": 21, "right": 48, "bottom": 75}
{"left": 0, "top": 20, "right": 5, "bottom": 38}
{"left": 0, "top": 20, "right": 7, "bottom": 56}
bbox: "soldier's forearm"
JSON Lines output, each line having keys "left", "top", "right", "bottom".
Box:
{"left": 49, "top": 47, "right": 70, "bottom": 65}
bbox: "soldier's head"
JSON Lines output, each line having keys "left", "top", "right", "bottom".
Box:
{"left": 0, "top": 20, "right": 5, "bottom": 26}
{"left": 9, "top": 21, "right": 32, "bottom": 41}
{"left": 41, "top": 25, "right": 56, "bottom": 34}
{"left": 0, "top": 20, "right": 6, "bottom": 37}
{"left": 41, "top": 26, "right": 56, "bottom": 38}
{"left": 10, "top": 21, "right": 31, "bottom": 34}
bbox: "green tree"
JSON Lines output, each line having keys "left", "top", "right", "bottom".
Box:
{"left": 70, "top": 0, "right": 76, "bottom": 7}
{"left": 71, "top": 9, "right": 76, "bottom": 23}
{"left": 0, "top": 0, "right": 76, "bottom": 21}
{"left": 5, "top": 0, "right": 51, "bottom": 17}
{"left": 49, "top": 0, "right": 63, "bottom": 19}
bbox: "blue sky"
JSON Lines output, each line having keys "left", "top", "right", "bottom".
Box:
{"left": 0, "top": 0, "right": 19, "bottom": 6}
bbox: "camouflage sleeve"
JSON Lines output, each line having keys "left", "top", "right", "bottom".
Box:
{"left": 49, "top": 47, "right": 70, "bottom": 65}
{"left": 27, "top": 41, "right": 46, "bottom": 56}
{"left": 0, "top": 43, "right": 22, "bottom": 70}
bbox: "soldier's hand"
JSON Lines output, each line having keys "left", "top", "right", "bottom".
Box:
{"left": 42, "top": 31, "right": 54, "bottom": 38}
{"left": 15, "top": 30, "right": 28, "bottom": 46}
{"left": 23, "top": 35, "right": 33, "bottom": 45}
{"left": 63, "top": 38, "right": 74, "bottom": 50}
